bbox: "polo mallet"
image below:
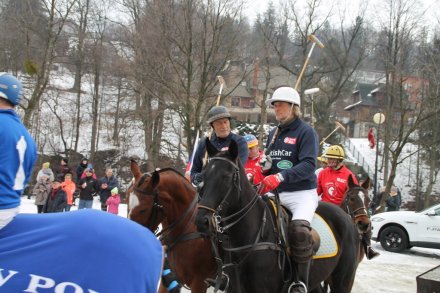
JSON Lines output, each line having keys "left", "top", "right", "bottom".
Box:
{"left": 265, "top": 35, "right": 325, "bottom": 155}
{"left": 203, "top": 76, "right": 226, "bottom": 165}
{"left": 320, "top": 121, "right": 346, "bottom": 145}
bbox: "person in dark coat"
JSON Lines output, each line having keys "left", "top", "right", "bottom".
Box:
{"left": 78, "top": 168, "right": 98, "bottom": 209}
{"left": 97, "top": 168, "right": 119, "bottom": 211}
{"left": 386, "top": 186, "right": 401, "bottom": 212}
{"left": 56, "top": 158, "right": 72, "bottom": 182}
{"left": 43, "top": 179, "right": 67, "bottom": 213}
{"left": 76, "top": 158, "right": 88, "bottom": 182}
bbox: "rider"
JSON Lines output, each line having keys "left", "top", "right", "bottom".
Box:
{"left": 190, "top": 106, "right": 248, "bottom": 186}
{"left": 243, "top": 134, "right": 265, "bottom": 185}
{"left": 317, "top": 145, "right": 380, "bottom": 260}
{"left": 0, "top": 74, "right": 164, "bottom": 292}
{"left": 259, "top": 86, "right": 319, "bottom": 293}
{"left": 0, "top": 73, "right": 37, "bottom": 229}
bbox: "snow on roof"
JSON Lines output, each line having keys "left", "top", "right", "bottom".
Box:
{"left": 344, "top": 100, "right": 363, "bottom": 111}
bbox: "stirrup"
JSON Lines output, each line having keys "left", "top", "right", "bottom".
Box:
{"left": 288, "top": 281, "right": 307, "bottom": 293}
{"left": 366, "top": 246, "right": 380, "bottom": 260}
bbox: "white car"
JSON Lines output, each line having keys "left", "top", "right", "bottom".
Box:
{"left": 371, "top": 203, "right": 440, "bottom": 252}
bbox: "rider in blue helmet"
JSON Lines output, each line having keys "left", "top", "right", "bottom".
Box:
{"left": 0, "top": 73, "right": 37, "bottom": 228}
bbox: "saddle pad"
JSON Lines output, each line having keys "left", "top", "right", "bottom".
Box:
{"left": 311, "top": 213, "right": 338, "bottom": 259}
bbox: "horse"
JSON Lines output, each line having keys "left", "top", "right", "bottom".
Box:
{"left": 128, "top": 160, "right": 217, "bottom": 293}
{"left": 340, "top": 176, "right": 373, "bottom": 262}
{"left": 195, "top": 139, "right": 361, "bottom": 293}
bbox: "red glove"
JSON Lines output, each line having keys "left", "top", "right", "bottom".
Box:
{"left": 258, "top": 173, "right": 284, "bottom": 195}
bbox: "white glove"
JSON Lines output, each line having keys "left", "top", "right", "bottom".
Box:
{"left": 259, "top": 154, "right": 272, "bottom": 172}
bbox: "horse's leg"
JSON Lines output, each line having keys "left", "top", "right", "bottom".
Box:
{"left": 158, "top": 282, "right": 168, "bottom": 293}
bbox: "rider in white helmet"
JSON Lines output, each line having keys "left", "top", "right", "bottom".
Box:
{"left": 259, "top": 86, "right": 319, "bottom": 293}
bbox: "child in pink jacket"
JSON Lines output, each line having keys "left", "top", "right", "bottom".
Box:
{"left": 106, "top": 187, "right": 121, "bottom": 215}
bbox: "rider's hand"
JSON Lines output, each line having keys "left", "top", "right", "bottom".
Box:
{"left": 259, "top": 154, "right": 272, "bottom": 173}
{"left": 192, "top": 173, "right": 203, "bottom": 187}
{"left": 258, "top": 173, "right": 284, "bottom": 195}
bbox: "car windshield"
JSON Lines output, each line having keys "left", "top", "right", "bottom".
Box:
{"left": 417, "top": 204, "right": 440, "bottom": 214}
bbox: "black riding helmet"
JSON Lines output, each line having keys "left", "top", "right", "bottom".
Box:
{"left": 206, "top": 106, "right": 231, "bottom": 125}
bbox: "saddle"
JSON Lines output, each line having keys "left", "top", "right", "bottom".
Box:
{"left": 264, "top": 197, "right": 321, "bottom": 256}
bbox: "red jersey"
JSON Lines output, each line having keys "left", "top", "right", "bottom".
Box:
{"left": 244, "top": 151, "right": 265, "bottom": 185}
{"left": 317, "top": 165, "right": 358, "bottom": 205}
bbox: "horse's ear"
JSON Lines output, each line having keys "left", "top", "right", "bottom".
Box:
{"left": 362, "top": 177, "right": 372, "bottom": 190}
{"left": 206, "top": 137, "right": 219, "bottom": 157}
{"left": 348, "top": 175, "right": 356, "bottom": 188}
{"left": 228, "top": 139, "right": 238, "bottom": 160}
{"left": 130, "top": 159, "right": 142, "bottom": 181}
{"left": 151, "top": 170, "right": 160, "bottom": 188}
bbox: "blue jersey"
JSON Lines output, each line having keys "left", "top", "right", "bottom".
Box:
{"left": 0, "top": 109, "right": 37, "bottom": 209}
{"left": 266, "top": 118, "right": 318, "bottom": 192}
{"left": 0, "top": 210, "right": 163, "bottom": 293}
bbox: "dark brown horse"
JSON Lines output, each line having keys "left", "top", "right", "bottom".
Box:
{"left": 129, "top": 160, "right": 216, "bottom": 293}
{"left": 195, "top": 139, "right": 361, "bottom": 293}
{"left": 340, "top": 176, "right": 372, "bottom": 262}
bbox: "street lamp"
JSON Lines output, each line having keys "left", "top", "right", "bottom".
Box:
{"left": 304, "top": 88, "right": 320, "bottom": 128}
{"left": 373, "top": 112, "right": 385, "bottom": 197}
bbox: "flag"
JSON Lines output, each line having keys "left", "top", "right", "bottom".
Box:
{"left": 368, "top": 128, "right": 376, "bottom": 149}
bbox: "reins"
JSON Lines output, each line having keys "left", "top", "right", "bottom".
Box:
{"left": 343, "top": 187, "right": 369, "bottom": 221}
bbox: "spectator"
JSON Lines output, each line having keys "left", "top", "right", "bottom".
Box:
{"left": 36, "top": 162, "right": 55, "bottom": 182}
{"left": 43, "top": 179, "right": 67, "bottom": 213}
{"left": 61, "top": 173, "right": 76, "bottom": 211}
{"left": 386, "top": 186, "right": 401, "bottom": 212}
{"left": 32, "top": 174, "right": 51, "bottom": 213}
{"left": 243, "top": 134, "right": 265, "bottom": 185}
{"left": 56, "top": 158, "right": 72, "bottom": 182}
{"left": 78, "top": 168, "right": 98, "bottom": 209}
{"left": 190, "top": 106, "right": 248, "bottom": 186}
{"left": 76, "top": 157, "right": 89, "bottom": 182}
{"left": 106, "top": 187, "right": 121, "bottom": 215}
{"left": 0, "top": 73, "right": 37, "bottom": 229}
{"left": 98, "top": 168, "right": 119, "bottom": 211}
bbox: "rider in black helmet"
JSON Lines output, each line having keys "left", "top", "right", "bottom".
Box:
{"left": 190, "top": 106, "right": 248, "bottom": 186}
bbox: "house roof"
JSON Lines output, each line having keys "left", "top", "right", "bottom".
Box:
{"left": 355, "top": 83, "right": 379, "bottom": 106}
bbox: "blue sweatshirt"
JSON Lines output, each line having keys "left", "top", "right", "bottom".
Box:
{"left": 190, "top": 132, "right": 248, "bottom": 184}
{"left": 0, "top": 109, "right": 37, "bottom": 209}
{"left": 0, "top": 210, "right": 163, "bottom": 293}
{"left": 265, "top": 118, "right": 318, "bottom": 192}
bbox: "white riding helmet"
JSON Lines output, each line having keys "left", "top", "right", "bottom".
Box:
{"left": 265, "top": 87, "right": 301, "bottom": 107}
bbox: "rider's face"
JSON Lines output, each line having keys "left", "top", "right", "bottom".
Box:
{"left": 327, "top": 158, "right": 341, "bottom": 169}
{"left": 273, "top": 101, "right": 293, "bottom": 122}
{"left": 212, "top": 118, "right": 231, "bottom": 138}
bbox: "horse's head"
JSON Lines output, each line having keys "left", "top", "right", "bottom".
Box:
{"left": 128, "top": 160, "right": 164, "bottom": 232}
{"left": 342, "top": 176, "right": 371, "bottom": 233}
{"left": 196, "top": 138, "right": 247, "bottom": 234}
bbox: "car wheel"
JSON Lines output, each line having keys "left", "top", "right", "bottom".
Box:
{"left": 379, "top": 226, "right": 408, "bottom": 253}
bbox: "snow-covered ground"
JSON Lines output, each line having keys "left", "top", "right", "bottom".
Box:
{"left": 18, "top": 197, "right": 440, "bottom": 293}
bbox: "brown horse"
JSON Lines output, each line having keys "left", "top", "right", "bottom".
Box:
{"left": 128, "top": 160, "right": 216, "bottom": 293}
{"left": 340, "top": 176, "right": 372, "bottom": 262}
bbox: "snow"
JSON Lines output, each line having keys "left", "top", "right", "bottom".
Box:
{"left": 18, "top": 197, "right": 440, "bottom": 293}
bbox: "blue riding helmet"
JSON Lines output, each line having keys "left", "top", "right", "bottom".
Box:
{"left": 0, "top": 73, "right": 23, "bottom": 106}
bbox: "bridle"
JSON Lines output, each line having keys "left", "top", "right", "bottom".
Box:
{"left": 342, "top": 186, "right": 369, "bottom": 222}
{"left": 132, "top": 170, "right": 201, "bottom": 249}
{"left": 198, "top": 156, "right": 259, "bottom": 233}
{"left": 133, "top": 172, "right": 163, "bottom": 232}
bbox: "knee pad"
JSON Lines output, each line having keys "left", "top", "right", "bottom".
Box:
{"left": 288, "top": 220, "right": 313, "bottom": 263}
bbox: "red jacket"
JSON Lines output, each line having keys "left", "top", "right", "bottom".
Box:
{"left": 317, "top": 165, "right": 358, "bottom": 205}
{"left": 244, "top": 151, "right": 265, "bottom": 185}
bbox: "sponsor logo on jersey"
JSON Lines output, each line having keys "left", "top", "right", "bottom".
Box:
{"left": 284, "top": 137, "right": 297, "bottom": 144}
{"left": 221, "top": 147, "right": 229, "bottom": 151}
{"left": 269, "top": 150, "right": 292, "bottom": 157}
{"left": 277, "top": 160, "right": 293, "bottom": 169}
